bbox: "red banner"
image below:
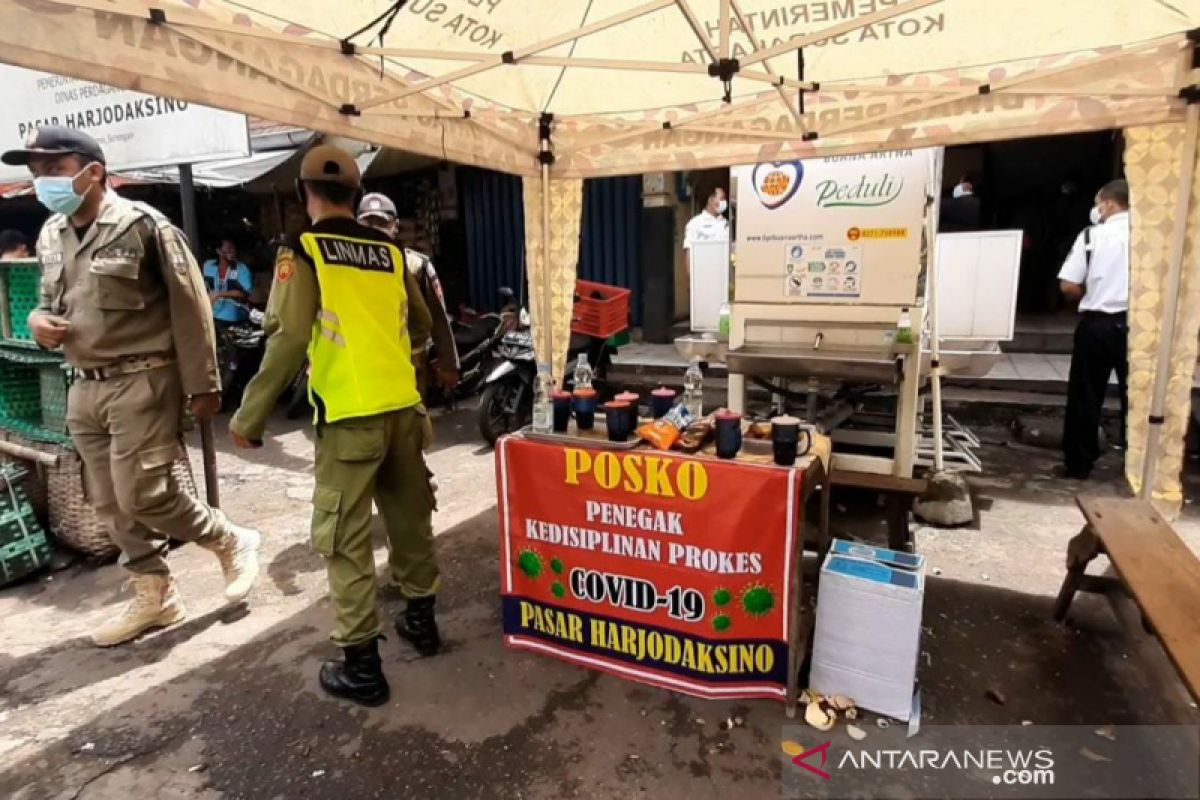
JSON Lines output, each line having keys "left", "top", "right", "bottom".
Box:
{"left": 496, "top": 436, "right": 802, "bottom": 700}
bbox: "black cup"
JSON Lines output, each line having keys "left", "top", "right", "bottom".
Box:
{"left": 551, "top": 391, "right": 572, "bottom": 433}
{"left": 715, "top": 411, "right": 742, "bottom": 459}
{"left": 573, "top": 390, "right": 598, "bottom": 431}
{"left": 771, "top": 415, "right": 801, "bottom": 466}
{"left": 650, "top": 388, "right": 676, "bottom": 419}
{"left": 604, "top": 401, "right": 632, "bottom": 442}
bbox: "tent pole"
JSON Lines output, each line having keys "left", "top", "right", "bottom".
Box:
{"left": 1140, "top": 102, "right": 1200, "bottom": 499}
{"left": 926, "top": 153, "right": 945, "bottom": 472}
{"left": 540, "top": 163, "right": 554, "bottom": 380}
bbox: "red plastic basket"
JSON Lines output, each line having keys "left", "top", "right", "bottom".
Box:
{"left": 571, "top": 280, "right": 631, "bottom": 339}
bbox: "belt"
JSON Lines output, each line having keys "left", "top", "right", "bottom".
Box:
{"left": 74, "top": 355, "right": 174, "bottom": 381}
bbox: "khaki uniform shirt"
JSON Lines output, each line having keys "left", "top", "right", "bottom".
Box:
{"left": 404, "top": 248, "right": 459, "bottom": 371}
{"left": 231, "top": 216, "right": 433, "bottom": 441}
{"left": 34, "top": 190, "right": 219, "bottom": 396}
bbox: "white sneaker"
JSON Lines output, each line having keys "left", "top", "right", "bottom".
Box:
{"left": 91, "top": 574, "right": 187, "bottom": 647}
{"left": 201, "top": 524, "right": 262, "bottom": 603}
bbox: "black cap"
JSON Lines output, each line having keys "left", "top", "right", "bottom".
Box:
{"left": 1, "top": 126, "right": 106, "bottom": 167}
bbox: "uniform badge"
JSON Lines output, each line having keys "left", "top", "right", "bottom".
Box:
{"left": 276, "top": 248, "right": 296, "bottom": 282}
{"left": 169, "top": 242, "right": 189, "bottom": 275}
{"left": 25, "top": 129, "right": 39, "bottom": 148}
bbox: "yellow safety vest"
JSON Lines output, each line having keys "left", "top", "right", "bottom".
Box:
{"left": 300, "top": 231, "right": 421, "bottom": 423}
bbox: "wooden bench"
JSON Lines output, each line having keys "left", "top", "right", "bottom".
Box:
{"left": 1053, "top": 495, "right": 1200, "bottom": 702}
{"left": 819, "top": 470, "right": 928, "bottom": 554}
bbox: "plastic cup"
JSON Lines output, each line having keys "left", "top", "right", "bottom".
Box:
{"left": 551, "top": 390, "right": 572, "bottom": 433}
{"left": 604, "top": 400, "right": 632, "bottom": 442}
{"left": 650, "top": 387, "right": 676, "bottom": 419}
{"left": 715, "top": 410, "right": 743, "bottom": 459}
{"left": 572, "top": 388, "right": 598, "bottom": 431}
{"left": 615, "top": 391, "right": 640, "bottom": 431}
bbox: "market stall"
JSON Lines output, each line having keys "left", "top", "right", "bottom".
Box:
{"left": 497, "top": 423, "right": 828, "bottom": 711}
{"left": 1, "top": 0, "right": 1197, "bottom": 512}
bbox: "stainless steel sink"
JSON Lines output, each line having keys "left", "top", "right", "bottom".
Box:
{"left": 725, "top": 345, "right": 903, "bottom": 383}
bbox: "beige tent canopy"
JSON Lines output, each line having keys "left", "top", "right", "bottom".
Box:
{"left": 2, "top": 0, "right": 1199, "bottom": 509}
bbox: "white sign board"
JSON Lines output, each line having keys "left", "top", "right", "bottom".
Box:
{"left": 732, "top": 150, "right": 934, "bottom": 306}
{"left": 0, "top": 65, "right": 249, "bottom": 181}
{"left": 935, "top": 230, "right": 1023, "bottom": 341}
{"left": 689, "top": 239, "right": 730, "bottom": 332}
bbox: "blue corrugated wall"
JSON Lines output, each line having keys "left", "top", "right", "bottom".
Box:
{"left": 461, "top": 167, "right": 526, "bottom": 311}
{"left": 578, "top": 174, "right": 642, "bottom": 326}
{"left": 462, "top": 169, "right": 642, "bottom": 323}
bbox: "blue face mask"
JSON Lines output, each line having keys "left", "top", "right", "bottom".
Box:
{"left": 33, "top": 164, "right": 96, "bottom": 216}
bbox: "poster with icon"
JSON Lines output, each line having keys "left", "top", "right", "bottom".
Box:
{"left": 784, "top": 243, "right": 863, "bottom": 299}
{"left": 731, "top": 149, "right": 932, "bottom": 305}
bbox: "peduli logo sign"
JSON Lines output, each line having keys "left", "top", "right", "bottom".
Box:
{"left": 751, "top": 161, "right": 804, "bottom": 210}
{"left": 814, "top": 172, "right": 905, "bottom": 209}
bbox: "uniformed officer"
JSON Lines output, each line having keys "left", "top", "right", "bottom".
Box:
{"left": 1058, "top": 179, "right": 1131, "bottom": 479}
{"left": 3, "top": 127, "right": 262, "bottom": 647}
{"left": 356, "top": 192, "right": 460, "bottom": 396}
{"left": 230, "top": 144, "right": 441, "bottom": 706}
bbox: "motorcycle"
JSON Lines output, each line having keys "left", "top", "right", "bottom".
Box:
{"left": 217, "top": 309, "right": 266, "bottom": 412}
{"left": 426, "top": 288, "right": 520, "bottom": 407}
{"left": 477, "top": 313, "right": 616, "bottom": 445}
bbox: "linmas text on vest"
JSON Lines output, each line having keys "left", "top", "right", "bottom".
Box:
{"left": 17, "top": 98, "right": 190, "bottom": 139}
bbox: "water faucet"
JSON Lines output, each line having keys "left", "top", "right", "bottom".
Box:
{"left": 813, "top": 331, "right": 824, "bottom": 351}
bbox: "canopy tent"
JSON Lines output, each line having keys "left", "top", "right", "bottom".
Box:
{"left": 1, "top": 0, "right": 1199, "bottom": 511}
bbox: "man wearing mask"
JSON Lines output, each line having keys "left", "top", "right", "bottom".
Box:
{"left": 356, "top": 193, "right": 459, "bottom": 396}
{"left": 231, "top": 145, "right": 440, "bottom": 706}
{"left": 683, "top": 187, "right": 729, "bottom": 274}
{"left": 1057, "top": 179, "right": 1131, "bottom": 480}
{"left": 939, "top": 175, "right": 982, "bottom": 232}
{"left": 2, "top": 127, "right": 261, "bottom": 646}
{"left": 203, "top": 238, "right": 253, "bottom": 325}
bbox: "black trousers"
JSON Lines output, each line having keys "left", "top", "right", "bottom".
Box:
{"left": 1063, "top": 311, "right": 1128, "bottom": 474}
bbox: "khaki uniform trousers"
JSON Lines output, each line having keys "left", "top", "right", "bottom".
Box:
{"left": 67, "top": 367, "right": 228, "bottom": 574}
{"left": 311, "top": 406, "right": 438, "bottom": 647}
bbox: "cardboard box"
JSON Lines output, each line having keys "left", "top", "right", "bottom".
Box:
{"left": 809, "top": 539, "right": 925, "bottom": 720}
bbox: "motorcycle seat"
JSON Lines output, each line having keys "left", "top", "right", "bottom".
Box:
{"left": 453, "top": 317, "right": 499, "bottom": 351}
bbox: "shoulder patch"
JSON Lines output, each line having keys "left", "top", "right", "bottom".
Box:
{"left": 276, "top": 248, "right": 297, "bottom": 283}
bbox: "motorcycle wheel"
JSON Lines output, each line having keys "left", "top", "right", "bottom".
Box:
{"left": 478, "top": 380, "right": 525, "bottom": 446}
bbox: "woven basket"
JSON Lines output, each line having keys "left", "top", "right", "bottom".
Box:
{"left": 0, "top": 431, "right": 199, "bottom": 560}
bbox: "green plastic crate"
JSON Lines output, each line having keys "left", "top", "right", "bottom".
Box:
{"left": 0, "top": 260, "right": 41, "bottom": 343}
{"left": 39, "top": 362, "right": 71, "bottom": 434}
{"left": 0, "top": 464, "right": 50, "bottom": 585}
{"left": 0, "top": 360, "right": 41, "bottom": 423}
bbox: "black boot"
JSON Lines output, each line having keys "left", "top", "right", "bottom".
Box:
{"left": 318, "top": 638, "right": 390, "bottom": 706}
{"left": 394, "top": 596, "right": 441, "bottom": 656}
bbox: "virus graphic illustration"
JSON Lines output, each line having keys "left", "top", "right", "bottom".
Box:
{"left": 741, "top": 584, "right": 776, "bottom": 617}
{"left": 550, "top": 557, "right": 565, "bottom": 575}
{"left": 712, "top": 614, "right": 733, "bottom": 633}
{"left": 551, "top": 581, "right": 566, "bottom": 599}
{"left": 518, "top": 549, "right": 543, "bottom": 579}
{"left": 712, "top": 587, "right": 732, "bottom": 608}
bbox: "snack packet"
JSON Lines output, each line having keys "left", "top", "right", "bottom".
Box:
{"left": 676, "top": 414, "right": 715, "bottom": 453}
{"left": 637, "top": 404, "right": 692, "bottom": 450}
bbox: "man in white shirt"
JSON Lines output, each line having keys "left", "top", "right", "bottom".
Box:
{"left": 683, "top": 187, "right": 729, "bottom": 272}
{"left": 1057, "top": 179, "right": 1130, "bottom": 479}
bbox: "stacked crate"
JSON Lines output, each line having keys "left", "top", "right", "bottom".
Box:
{"left": 0, "top": 259, "right": 71, "bottom": 440}
{"left": 0, "top": 463, "right": 51, "bottom": 585}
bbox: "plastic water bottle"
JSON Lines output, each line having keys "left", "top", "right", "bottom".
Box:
{"left": 717, "top": 302, "right": 731, "bottom": 341}
{"left": 573, "top": 353, "right": 594, "bottom": 391}
{"left": 683, "top": 357, "right": 704, "bottom": 418}
{"left": 895, "top": 307, "right": 914, "bottom": 345}
{"left": 532, "top": 364, "right": 555, "bottom": 433}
